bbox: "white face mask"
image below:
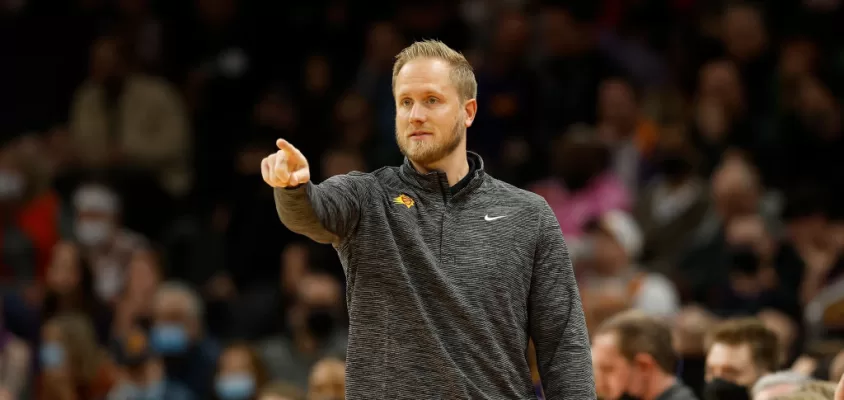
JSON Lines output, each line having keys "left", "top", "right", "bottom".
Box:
{"left": 0, "top": 171, "right": 24, "bottom": 200}
{"left": 75, "top": 220, "right": 113, "bottom": 246}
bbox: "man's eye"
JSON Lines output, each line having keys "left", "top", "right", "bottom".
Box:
{"left": 401, "top": 99, "right": 412, "bottom": 106}
{"left": 427, "top": 97, "right": 438, "bottom": 104}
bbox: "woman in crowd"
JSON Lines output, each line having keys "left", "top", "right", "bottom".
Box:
{"left": 42, "top": 241, "right": 112, "bottom": 344}
{"left": 37, "top": 313, "right": 116, "bottom": 399}
{"left": 111, "top": 247, "right": 164, "bottom": 338}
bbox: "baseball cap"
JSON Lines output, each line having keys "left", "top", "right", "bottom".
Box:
{"left": 585, "top": 210, "right": 643, "bottom": 259}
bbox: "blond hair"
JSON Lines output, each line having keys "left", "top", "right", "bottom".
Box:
{"left": 392, "top": 39, "right": 477, "bottom": 101}
{"left": 46, "top": 313, "right": 105, "bottom": 383}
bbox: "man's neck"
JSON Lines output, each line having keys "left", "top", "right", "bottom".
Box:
{"left": 644, "top": 374, "right": 677, "bottom": 400}
{"left": 411, "top": 150, "right": 470, "bottom": 187}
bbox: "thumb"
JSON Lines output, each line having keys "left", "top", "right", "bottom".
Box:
{"left": 835, "top": 373, "right": 844, "bottom": 400}
{"left": 291, "top": 167, "right": 311, "bottom": 185}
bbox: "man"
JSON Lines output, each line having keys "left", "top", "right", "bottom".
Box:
{"left": 578, "top": 210, "right": 680, "bottom": 332}
{"left": 591, "top": 310, "right": 698, "bottom": 400}
{"left": 150, "top": 282, "right": 220, "bottom": 398}
{"left": 261, "top": 40, "right": 593, "bottom": 398}
{"left": 750, "top": 371, "right": 810, "bottom": 400}
{"left": 259, "top": 272, "right": 347, "bottom": 389}
{"left": 704, "top": 318, "right": 779, "bottom": 400}
{"left": 106, "top": 327, "right": 194, "bottom": 400}
{"left": 307, "top": 358, "right": 345, "bottom": 400}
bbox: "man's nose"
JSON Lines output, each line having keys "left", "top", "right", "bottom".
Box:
{"left": 408, "top": 104, "right": 427, "bottom": 123}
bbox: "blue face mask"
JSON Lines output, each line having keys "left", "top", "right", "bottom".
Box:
{"left": 150, "top": 324, "right": 189, "bottom": 355}
{"left": 108, "top": 381, "right": 164, "bottom": 400}
{"left": 215, "top": 373, "right": 256, "bottom": 400}
{"left": 39, "top": 342, "right": 65, "bottom": 369}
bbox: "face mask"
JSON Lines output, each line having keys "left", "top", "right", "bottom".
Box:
{"left": 75, "top": 219, "right": 113, "bottom": 247}
{"left": 0, "top": 172, "right": 23, "bottom": 200}
{"left": 215, "top": 373, "right": 256, "bottom": 400}
{"left": 306, "top": 308, "right": 336, "bottom": 340}
{"left": 150, "top": 324, "right": 189, "bottom": 355}
{"left": 658, "top": 155, "right": 692, "bottom": 181}
{"left": 728, "top": 246, "right": 760, "bottom": 275}
{"left": 703, "top": 378, "right": 750, "bottom": 400}
{"left": 108, "top": 381, "right": 164, "bottom": 400}
{"left": 39, "top": 342, "right": 65, "bottom": 369}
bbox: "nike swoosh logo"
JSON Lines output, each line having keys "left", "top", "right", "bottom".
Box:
{"left": 484, "top": 215, "right": 507, "bottom": 221}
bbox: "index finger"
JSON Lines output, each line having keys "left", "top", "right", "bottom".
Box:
{"left": 276, "top": 138, "right": 295, "bottom": 152}
{"left": 277, "top": 139, "right": 307, "bottom": 166}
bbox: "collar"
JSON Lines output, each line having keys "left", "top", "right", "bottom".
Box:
{"left": 398, "top": 151, "right": 487, "bottom": 198}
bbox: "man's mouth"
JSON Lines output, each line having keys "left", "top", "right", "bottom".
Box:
{"left": 409, "top": 131, "right": 432, "bottom": 139}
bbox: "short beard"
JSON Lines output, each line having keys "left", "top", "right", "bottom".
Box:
{"left": 396, "top": 117, "right": 465, "bottom": 167}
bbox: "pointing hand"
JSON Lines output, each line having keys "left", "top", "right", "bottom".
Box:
{"left": 261, "top": 139, "right": 311, "bottom": 188}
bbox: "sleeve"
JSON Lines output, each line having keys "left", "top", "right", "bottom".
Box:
{"left": 529, "top": 201, "right": 596, "bottom": 400}
{"left": 273, "top": 172, "right": 370, "bottom": 245}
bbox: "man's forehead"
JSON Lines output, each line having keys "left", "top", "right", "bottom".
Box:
{"left": 592, "top": 333, "right": 624, "bottom": 359}
{"left": 708, "top": 342, "right": 753, "bottom": 365}
{"left": 394, "top": 58, "right": 456, "bottom": 94}
{"left": 155, "top": 292, "right": 190, "bottom": 311}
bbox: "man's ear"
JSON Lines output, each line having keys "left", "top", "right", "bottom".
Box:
{"left": 464, "top": 99, "right": 477, "bottom": 128}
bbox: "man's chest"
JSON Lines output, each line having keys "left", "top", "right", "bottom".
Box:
{"left": 358, "top": 194, "right": 537, "bottom": 293}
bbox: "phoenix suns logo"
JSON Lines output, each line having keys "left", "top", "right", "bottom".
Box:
{"left": 393, "top": 194, "right": 415, "bottom": 208}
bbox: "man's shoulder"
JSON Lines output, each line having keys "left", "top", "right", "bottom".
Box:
{"left": 482, "top": 175, "right": 552, "bottom": 212}
{"left": 331, "top": 165, "right": 404, "bottom": 191}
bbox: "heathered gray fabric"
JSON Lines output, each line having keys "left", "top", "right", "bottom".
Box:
{"left": 273, "top": 152, "right": 594, "bottom": 399}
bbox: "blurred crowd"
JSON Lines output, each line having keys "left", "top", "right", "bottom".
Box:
{"left": 1, "top": 0, "right": 844, "bottom": 399}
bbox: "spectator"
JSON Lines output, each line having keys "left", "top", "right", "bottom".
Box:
{"left": 258, "top": 382, "right": 304, "bottom": 400}
{"left": 37, "top": 313, "right": 116, "bottom": 400}
{"left": 307, "top": 358, "right": 344, "bottom": 400}
{"left": 111, "top": 247, "right": 163, "bottom": 338}
{"left": 106, "top": 327, "right": 194, "bottom": 400}
{"left": 151, "top": 282, "right": 220, "bottom": 398}
{"left": 578, "top": 210, "right": 680, "bottom": 332}
{"left": 0, "top": 140, "right": 60, "bottom": 287}
{"left": 0, "top": 298, "right": 32, "bottom": 399}
{"left": 696, "top": 214, "right": 800, "bottom": 321}
{"left": 529, "top": 125, "right": 632, "bottom": 256}
{"left": 596, "top": 76, "right": 660, "bottom": 193}
{"left": 679, "top": 156, "right": 778, "bottom": 300}
{"left": 704, "top": 318, "right": 780, "bottom": 400}
{"left": 214, "top": 342, "right": 269, "bottom": 400}
{"left": 41, "top": 240, "right": 112, "bottom": 343}
{"left": 71, "top": 182, "right": 148, "bottom": 304}
{"left": 259, "top": 273, "right": 346, "bottom": 390}
{"left": 591, "top": 310, "right": 698, "bottom": 400}
{"left": 751, "top": 371, "right": 810, "bottom": 400}
{"left": 634, "top": 130, "right": 710, "bottom": 276}
{"left": 69, "top": 35, "right": 192, "bottom": 199}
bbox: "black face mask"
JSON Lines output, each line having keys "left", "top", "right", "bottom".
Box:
{"left": 703, "top": 378, "right": 750, "bottom": 400}
{"left": 618, "top": 393, "right": 642, "bottom": 400}
{"left": 658, "top": 155, "right": 693, "bottom": 181}
{"left": 306, "top": 308, "right": 336, "bottom": 340}
{"left": 728, "top": 246, "right": 761, "bottom": 275}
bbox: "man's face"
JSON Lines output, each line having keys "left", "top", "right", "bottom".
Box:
{"left": 308, "top": 360, "right": 345, "bottom": 400}
{"left": 699, "top": 62, "right": 743, "bottom": 114}
{"left": 394, "top": 58, "right": 470, "bottom": 167}
{"left": 592, "top": 333, "right": 642, "bottom": 400}
{"left": 153, "top": 293, "right": 196, "bottom": 340}
{"left": 705, "top": 342, "right": 761, "bottom": 387}
{"left": 722, "top": 6, "right": 766, "bottom": 61}
{"left": 588, "top": 230, "right": 626, "bottom": 273}
{"left": 598, "top": 80, "right": 637, "bottom": 130}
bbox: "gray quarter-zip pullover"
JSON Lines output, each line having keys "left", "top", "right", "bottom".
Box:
{"left": 273, "top": 152, "right": 594, "bottom": 399}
